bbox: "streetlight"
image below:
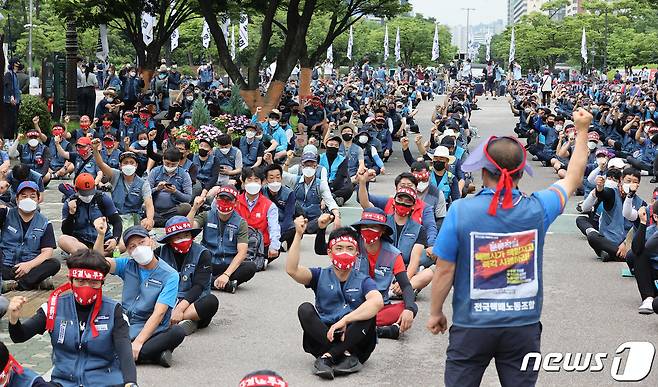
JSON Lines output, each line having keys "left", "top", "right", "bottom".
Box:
{"left": 24, "top": 0, "right": 33, "bottom": 79}
{"left": 462, "top": 8, "right": 476, "bottom": 55}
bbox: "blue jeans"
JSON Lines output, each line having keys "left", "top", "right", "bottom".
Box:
{"left": 445, "top": 322, "right": 542, "bottom": 387}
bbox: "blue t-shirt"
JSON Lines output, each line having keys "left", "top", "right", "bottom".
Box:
{"left": 306, "top": 267, "right": 378, "bottom": 295}
{"left": 113, "top": 257, "right": 178, "bottom": 308}
{"left": 434, "top": 185, "right": 566, "bottom": 262}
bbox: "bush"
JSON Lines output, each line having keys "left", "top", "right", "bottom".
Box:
{"left": 17, "top": 95, "right": 51, "bottom": 135}
{"left": 223, "top": 84, "right": 251, "bottom": 116}
{"left": 191, "top": 97, "right": 211, "bottom": 129}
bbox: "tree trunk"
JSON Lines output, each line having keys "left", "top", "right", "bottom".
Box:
{"left": 240, "top": 81, "right": 285, "bottom": 120}
{"left": 299, "top": 68, "right": 313, "bottom": 102}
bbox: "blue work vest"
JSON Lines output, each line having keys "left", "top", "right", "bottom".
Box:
{"left": 216, "top": 147, "right": 238, "bottom": 169}
{"left": 49, "top": 138, "right": 70, "bottom": 170}
{"left": 430, "top": 171, "right": 454, "bottom": 202}
{"left": 202, "top": 209, "right": 243, "bottom": 265}
{"left": 239, "top": 138, "right": 261, "bottom": 168}
{"left": 112, "top": 174, "right": 144, "bottom": 215}
{"left": 386, "top": 215, "right": 422, "bottom": 265}
{"left": 0, "top": 209, "right": 49, "bottom": 266}
{"left": 71, "top": 194, "right": 113, "bottom": 243}
{"left": 454, "top": 146, "right": 466, "bottom": 160}
{"left": 49, "top": 293, "right": 123, "bottom": 387}
{"left": 120, "top": 122, "right": 138, "bottom": 145}
{"left": 338, "top": 143, "right": 361, "bottom": 176}
{"left": 318, "top": 153, "right": 345, "bottom": 183}
{"left": 449, "top": 189, "right": 546, "bottom": 328}
{"left": 355, "top": 241, "right": 399, "bottom": 305}
{"left": 294, "top": 175, "right": 322, "bottom": 220}
{"left": 599, "top": 188, "right": 626, "bottom": 245}
{"left": 193, "top": 153, "right": 216, "bottom": 186}
{"left": 120, "top": 258, "right": 175, "bottom": 340}
{"left": 315, "top": 267, "right": 369, "bottom": 325}
{"left": 159, "top": 242, "right": 211, "bottom": 300}
{"left": 7, "top": 367, "right": 39, "bottom": 387}
{"left": 20, "top": 143, "right": 46, "bottom": 172}
{"left": 180, "top": 158, "right": 193, "bottom": 175}
{"left": 101, "top": 148, "right": 121, "bottom": 169}
{"left": 263, "top": 186, "right": 294, "bottom": 232}
{"left": 74, "top": 155, "right": 98, "bottom": 177}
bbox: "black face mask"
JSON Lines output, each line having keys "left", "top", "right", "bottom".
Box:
{"left": 547, "top": 121, "right": 555, "bottom": 127}
{"left": 326, "top": 147, "right": 339, "bottom": 157}
{"left": 342, "top": 133, "right": 353, "bottom": 142}
{"left": 433, "top": 161, "right": 446, "bottom": 171}
{"left": 198, "top": 148, "right": 210, "bottom": 157}
{"left": 375, "top": 123, "right": 384, "bottom": 129}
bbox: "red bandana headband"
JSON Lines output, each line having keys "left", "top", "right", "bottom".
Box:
{"left": 412, "top": 170, "right": 430, "bottom": 182}
{"left": 328, "top": 235, "right": 358, "bottom": 250}
{"left": 0, "top": 354, "right": 24, "bottom": 384}
{"left": 165, "top": 221, "right": 192, "bottom": 236}
{"left": 483, "top": 136, "right": 527, "bottom": 216}
{"left": 46, "top": 269, "right": 105, "bottom": 338}
{"left": 239, "top": 374, "right": 288, "bottom": 387}
{"left": 361, "top": 211, "right": 386, "bottom": 223}
{"left": 217, "top": 186, "right": 239, "bottom": 198}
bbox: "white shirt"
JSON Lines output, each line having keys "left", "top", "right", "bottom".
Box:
{"left": 541, "top": 75, "right": 553, "bottom": 92}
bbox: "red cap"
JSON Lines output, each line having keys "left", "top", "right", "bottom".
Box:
{"left": 75, "top": 173, "right": 95, "bottom": 192}
{"left": 395, "top": 187, "right": 417, "bottom": 202}
{"left": 587, "top": 132, "right": 600, "bottom": 141}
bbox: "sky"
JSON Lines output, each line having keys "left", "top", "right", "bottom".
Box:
{"left": 409, "top": 0, "right": 508, "bottom": 26}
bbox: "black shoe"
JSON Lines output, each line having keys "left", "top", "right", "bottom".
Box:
{"left": 223, "top": 280, "right": 238, "bottom": 293}
{"left": 158, "top": 350, "right": 173, "bottom": 368}
{"left": 652, "top": 177, "right": 658, "bottom": 184}
{"left": 600, "top": 251, "right": 614, "bottom": 262}
{"left": 333, "top": 354, "right": 363, "bottom": 375}
{"left": 335, "top": 197, "right": 345, "bottom": 207}
{"left": 313, "top": 356, "right": 334, "bottom": 380}
{"left": 376, "top": 324, "right": 400, "bottom": 340}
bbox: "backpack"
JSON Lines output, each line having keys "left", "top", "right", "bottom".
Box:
{"left": 246, "top": 226, "right": 266, "bottom": 271}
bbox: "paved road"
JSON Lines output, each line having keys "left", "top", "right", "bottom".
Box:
{"left": 136, "top": 98, "right": 658, "bottom": 386}
{"left": 4, "top": 96, "right": 658, "bottom": 386}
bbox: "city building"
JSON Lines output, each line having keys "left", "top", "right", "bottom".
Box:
{"left": 450, "top": 19, "right": 505, "bottom": 53}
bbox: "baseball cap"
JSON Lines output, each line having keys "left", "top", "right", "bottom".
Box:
{"left": 302, "top": 144, "right": 318, "bottom": 155}
{"left": 75, "top": 173, "right": 96, "bottom": 196}
{"left": 608, "top": 158, "right": 626, "bottom": 170}
{"left": 16, "top": 181, "right": 39, "bottom": 195}
{"left": 301, "top": 153, "right": 317, "bottom": 163}
{"left": 326, "top": 135, "right": 342, "bottom": 145}
{"left": 122, "top": 225, "right": 150, "bottom": 245}
{"left": 119, "top": 151, "right": 138, "bottom": 162}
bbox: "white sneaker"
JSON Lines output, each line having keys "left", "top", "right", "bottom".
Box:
{"left": 639, "top": 297, "right": 654, "bottom": 314}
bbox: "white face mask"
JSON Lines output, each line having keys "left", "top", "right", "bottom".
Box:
{"left": 186, "top": 95, "right": 194, "bottom": 101}
{"left": 79, "top": 194, "right": 94, "bottom": 204}
{"left": 255, "top": 134, "right": 263, "bottom": 140}
{"left": 554, "top": 124, "right": 563, "bottom": 132}
{"left": 219, "top": 147, "right": 231, "bottom": 154}
{"left": 129, "top": 71, "right": 136, "bottom": 77}
{"left": 131, "top": 245, "right": 154, "bottom": 266}
{"left": 164, "top": 165, "right": 177, "bottom": 174}
{"left": 417, "top": 181, "right": 429, "bottom": 192}
{"left": 18, "top": 198, "right": 37, "bottom": 213}
{"left": 138, "top": 139, "right": 148, "bottom": 147}
{"left": 596, "top": 157, "right": 607, "bottom": 165}
{"left": 269, "top": 120, "right": 279, "bottom": 127}
{"left": 302, "top": 167, "right": 316, "bottom": 178}
{"left": 27, "top": 139, "right": 39, "bottom": 148}
{"left": 121, "top": 164, "right": 137, "bottom": 176}
{"left": 622, "top": 183, "right": 632, "bottom": 194}
{"left": 358, "top": 135, "right": 368, "bottom": 144}
{"left": 604, "top": 179, "right": 618, "bottom": 190}
{"left": 267, "top": 181, "right": 282, "bottom": 192}
{"left": 246, "top": 131, "right": 256, "bottom": 139}
{"left": 244, "top": 182, "right": 262, "bottom": 195}
{"left": 587, "top": 141, "right": 597, "bottom": 150}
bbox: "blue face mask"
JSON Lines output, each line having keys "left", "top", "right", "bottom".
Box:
{"left": 184, "top": 118, "right": 192, "bottom": 125}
